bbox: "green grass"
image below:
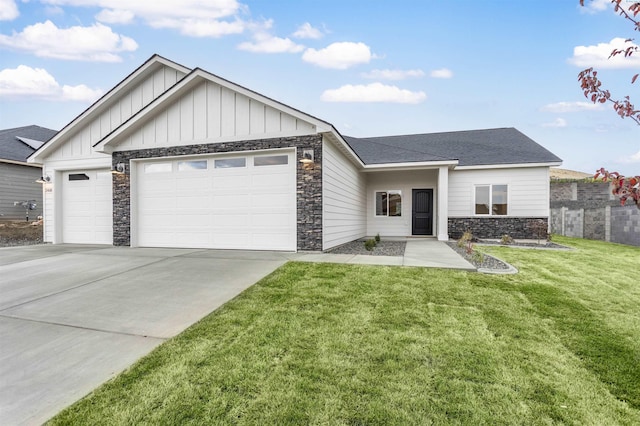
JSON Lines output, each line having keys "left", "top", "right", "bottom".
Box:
{"left": 49, "top": 236, "right": 640, "bottom": 425}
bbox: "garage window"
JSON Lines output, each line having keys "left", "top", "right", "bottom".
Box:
{"left": 68, "top": 173, "right": 90, "bottom": 181}
{"left": 178, "top": 160, "right": 207, "bottom": 171}
{"left": 215, "top": 158, "right": 246, "bottom": 168}
{"left": 254, "top": 155, "right": 288, "bottom": 166}
{"left": 144, "top": 163, "right": 172, "bottom": 173}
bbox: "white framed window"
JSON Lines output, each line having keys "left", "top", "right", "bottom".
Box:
{"left": 475, "top": 184, "right": 508, "bottom": 215}
{"left": 254, "top": 155, "right": 288, "bottom": 166}
{"left": 144, "top": 163, "right": 172, "bottom": 173}
{"left": 375, "top": 190, "right": 402, "bottom": 217}
{"left": 215, "top": 158, "right": 246, "bottom": 168}
{"left": 178, "top": 160, "right": 208, "bottom": 171}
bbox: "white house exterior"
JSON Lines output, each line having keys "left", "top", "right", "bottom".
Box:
{"left": 29, "top": 55, "right": 562, "bottom": 251}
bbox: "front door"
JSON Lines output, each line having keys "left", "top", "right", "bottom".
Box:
{"left": 412, "top": 189, "right": 433, "bottom": 235}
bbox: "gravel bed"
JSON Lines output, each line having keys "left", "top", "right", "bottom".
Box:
{"left": 0, "top": 238, "right": 43, "bottom": 248}
{"left": 327, "top": 240, "right": 406, "bottom": 256}
{"left": 446, "top": 242, "right": 511, "bottom": 270}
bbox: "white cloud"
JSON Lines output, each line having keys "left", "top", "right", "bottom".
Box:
{"left": 292, "top": 22, "right": 323, "bottom": 39}
{"left": 0, "top": 20, "right": 137, "bottom": 61}
{"left": 303, "top": 42, "right": 374, "bottom": 69}
{"left": 618, "top": 149, "right": 640, "bottom": 164}
{"left": 580, "top": 0, "right": 609, "bottom": 14}
{"left": 0, "top": 0, "right": 18, "bottom": 20}
{"left": 542, "top": 118, "right": 568, "bottom": 128}
{"left": 361, "top": 69, "right": 425, "bottom": 80}
{"left": 321, "top": 83, "right": 426, "bottom": 104}
{"left": 238, "top": 34, "right": 304, "bottom": 53}
{"left": 540, "top": 101, "right": 604, "bottom": 113}
{"left": 0, "top": 65, "right": 103, "bottom": 101}
{"left": 569, "top": 37, "right": 640, "bottom": 69}
{"left": 41, "top": 0, "right": 246, "bottom": 37}
{"left": 430, "top": 68, "right": 453, "bottom": 79}
{"left": 96, "top": 8, "right": 135, "bottom": 24}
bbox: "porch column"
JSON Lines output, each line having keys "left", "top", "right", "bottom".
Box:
{"left": 437, "top": 166, "right": 449, "bottom": 241}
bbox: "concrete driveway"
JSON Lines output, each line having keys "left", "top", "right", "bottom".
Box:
{"left": 0, "top": 244, "right": 289, "bottom": 426}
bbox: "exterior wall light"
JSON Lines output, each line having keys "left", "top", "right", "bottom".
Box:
{"left": 299, "top": 149, "right": 314, "bottom": 164}
{"left": 36, "top": 175, "right": 51, "bottom": 184}
{"left": 111, "top": 162, "right": 126, "bottom": 174}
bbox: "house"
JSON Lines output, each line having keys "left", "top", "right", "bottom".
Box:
{"left": 1, "top": 125, "right": 57, "bottom": 220}
{"left": 28, "top": 55, "right": 562, "bottom": 250}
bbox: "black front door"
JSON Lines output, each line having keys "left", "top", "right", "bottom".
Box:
{"left": 412, "top": 189, "right": 433, "bottom": 235}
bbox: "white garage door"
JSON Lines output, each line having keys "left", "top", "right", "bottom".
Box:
{"left": 136, "top": 151, "right": 296, "bottom": 251}
{"left": 62, "top": 169, "right": 113, "bottom": 244}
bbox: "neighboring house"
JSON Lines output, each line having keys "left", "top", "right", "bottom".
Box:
{"left": 0, "top": 125, "right": 57, "bottom": 220}
{"left": 28, "top": 55, "right": 562, "bottom": 250}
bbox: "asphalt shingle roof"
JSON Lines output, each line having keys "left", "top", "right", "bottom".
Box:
{"left": 0, "top": 125, "right": 57, "bottom": 162}
{"left": 344, "top": 127, "right": 562, "bottom": 166}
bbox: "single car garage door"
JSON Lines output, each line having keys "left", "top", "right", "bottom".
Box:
{"left": 135, "top": 150, "right": 296, "bottom": 251}
{"left": 62, "top": 169, "right": 113, "bottom": 244}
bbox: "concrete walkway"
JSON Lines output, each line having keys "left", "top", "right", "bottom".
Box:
{"left": 0, "top": 240, "right": 472, "bottom": 425}
{"left": 291, "top": 239, "right": 476, "bottom": 270}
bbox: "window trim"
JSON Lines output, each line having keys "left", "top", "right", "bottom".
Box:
{"left": 374, "top": 190, "right": 402, "bottom": 217}
{"left": 474, "top": 184, "right": 509, "bottom": 216}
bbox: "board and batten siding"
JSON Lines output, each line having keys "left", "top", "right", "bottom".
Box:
{"left": 0, "top": 163, "right": 43, "bottom": 220}
{"left": 47, "top": 65, "right": 187, "bottom": 161}
{"left": 448, "top": 167, "right": 550, "bottom": 217}
{"left": 322, "top": 138, "right": 366, "bottom": 250}
{"left": 366, "top": 169, "right": 438, "bottom": 237}
{"left": 114, "top": 81, "right": 317, "bottom": 151}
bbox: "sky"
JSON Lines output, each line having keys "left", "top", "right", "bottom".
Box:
{"left": 0, "top": 0, "right": 638, "bottom": 175}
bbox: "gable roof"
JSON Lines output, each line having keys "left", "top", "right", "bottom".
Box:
{"left": 0, "top": 125, "right": 57, "bottom": 163}
{"left": 93, "top": 67, "right": 337, "bottom": 153}
{"left": 344, "top": 128, "right": 562, "bottom": 168}
{"left": 28, "top": 54, "right": 191, "bottom": 163}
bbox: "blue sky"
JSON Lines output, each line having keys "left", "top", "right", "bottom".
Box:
{"left": 0, "top": 0, "right": 638, "bottom": 174}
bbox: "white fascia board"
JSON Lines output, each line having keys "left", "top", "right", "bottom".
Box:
{"left": 96, "top": 68, "right": 334, "bottom": 153}
{"left": 454, "top": 161, "right": 563, "bottom": 170}
{"left": 196, "top": 68, "right": 330, "bottom": 132}
{"left": 0, "top": 158, "right": 42, "bottom": 167}
{"left": 321, "top": 130, "right": 366, "bottom": 168}
{"left": 94, "top": 70, "right": 204, "bottom": 152}
{"left": 29, "top": 55, "right": 191, "bottom": 163}
{"left": 361, "top": 160, "right": 458, "bottom": 172}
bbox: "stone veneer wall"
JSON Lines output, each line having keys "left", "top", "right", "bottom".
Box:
{"left": 448, "top": 217, "right": 549, "bottom": 240}
{"left": 112, "top": 134, "right": 323, "bottom": 251}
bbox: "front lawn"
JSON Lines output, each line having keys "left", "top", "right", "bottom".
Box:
{"left": 49, "top": 237, "right": 640, "bottom": 425}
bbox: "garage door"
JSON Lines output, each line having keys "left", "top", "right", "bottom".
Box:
{"left": 136, "top": 151, "right": 296, "bottom": 250}
{"left": 62, "top": 169, "right": 113, "bottom": 244}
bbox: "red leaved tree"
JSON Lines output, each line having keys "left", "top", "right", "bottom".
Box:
{"left": 579, "top": 0, "right": 640, "bottom": 208}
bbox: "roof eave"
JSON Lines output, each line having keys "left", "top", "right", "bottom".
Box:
{"left": 454, "top": 161, "right": 563, "bottom": 170}
{"left": 361, "top": 160, "right": 459, "bottom": 172}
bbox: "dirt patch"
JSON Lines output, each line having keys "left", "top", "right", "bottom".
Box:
{"left": 0, "top": 220, "right": 44, "bottom": 247}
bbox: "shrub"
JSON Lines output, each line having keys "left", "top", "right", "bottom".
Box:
{"left": 500, "top": 234, "right": 513, "bottom": 245}
{"left": 375, "top": 233, "right": 381, "bottom": 243}
{"left": 457, "top": 230, "right": 473, "bottom": 248}
{"left": 364, "top": 238, "right": 377, "bottom": 251}
{"left": 472, "top": 250, "right": 485, "bottom": 264}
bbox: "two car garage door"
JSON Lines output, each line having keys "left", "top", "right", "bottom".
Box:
{"left": 135, "top": 151, "right": 296, "bottom": 251}
{"left": 61, "top": 151, "right": 296, "bottom": 251}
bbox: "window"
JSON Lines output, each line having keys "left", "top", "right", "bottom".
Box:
{"left": 475, "top": 185, "right": 508, "bottom": 215}
{"left": 178, "top": 160, "right": 207, "bottom": 171}
{"left": 375, "top": 191, "right": 402, "bottom": 217}
{"left": 144, "top": 163, "right": 172, "bottom": 173}
{"left": 215, "top": 158, "right": 246, "bottom": 168}
{"left": 254, "top": 155, "right": 288, "bottom": 166}
{"left": 68, "top": 173, "right": 89, "bottom": 181}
